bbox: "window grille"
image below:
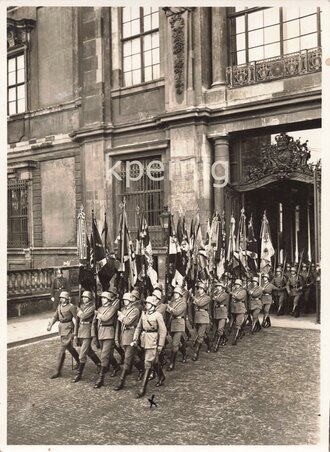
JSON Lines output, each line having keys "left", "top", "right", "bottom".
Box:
{"left": 8, "top": 179, "right": 29, "bottom": 248}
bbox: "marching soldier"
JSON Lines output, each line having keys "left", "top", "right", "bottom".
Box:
{"left": 300, "top": 262, "right": 315, "bottom": 314}
{"left": 248, "top": 277, "right": 263, "bottom": 333}
{"left": 114, "top": 292, "right": 143, "bottom": 391}
{"left": 166, "top": 285, "right": 187, "bottom": 371}
{"left": 272, "top": 267, "right": 287, "bottom": 316}
{"left": 47, "top": 291, "right": 80, "bottom": 379}
{"left": 50, "top": 268, "right": 70, "bottom": 306}
{"left": 131, "top": 295, "right": 167, "bottom": 398}
{"left": 229, "top": 279, "right": 247, "bottom": 345}
{"left": 284, "top": 263, "right": 292, "bottom": 280}
{"left": 261, "top": 273, "right": 276, "bottom": 327}
{"left": 189, "top": 281, "right": 211, "bottom": 361}
{"left": 72, "top": 291, "right": 101, "bottom": 383}
{"left": 286, "top": 266, "right": 303, "bottom": 317}
{"left": 211, "top": 280, "right": 229, "bottom": 351}
{"left": 93, "top": 289, "right": 121, "bottom": 389}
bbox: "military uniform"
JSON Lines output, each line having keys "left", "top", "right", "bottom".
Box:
{"left": 230, "top": 282, "right": 247, "bottom": 345}
{"left": 114, "top": 294, "right": 143, "bottom": 391}
{"left": 72, "top": 294, "right": 101, "bottom": 382}
{"left": 48, "top": 292, "right": 79, "bottom": 379}
{"left": 93, "top": 293, "right": 120, "bottom": 388}
{"left": 50, "top": 272, "right": 70, "bottom": 306}
{"left": 286, "top": 271, "right": 303, "bottom": 317}
{"left": 211, "top": 286, "right": 229, "bottom": 351}
{"left": 166, "top": 288, "right": 187, "bottom": 370}
{"left": 300, "top": 267, "right": 315, "bottom": 313}
{"left": 272, "top": 271, "right": 287, "bottom": 315}
{"left": 248, "top": 283, "right": 263, "bottom": 333}
{"left": 261, "top": 278, "right": 276, "bottom": 327}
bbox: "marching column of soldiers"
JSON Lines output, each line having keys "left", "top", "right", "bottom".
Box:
{"left": 47, "top": 260, "right": 319, "bottom": 398}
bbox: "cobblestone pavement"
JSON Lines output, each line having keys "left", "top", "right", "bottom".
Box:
{"left": 7, "top": 327, "right": 320, "bottom": 445}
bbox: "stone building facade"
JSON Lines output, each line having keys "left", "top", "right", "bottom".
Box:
{"left": 7, "top": 6, "right": 322, "bottom": 275}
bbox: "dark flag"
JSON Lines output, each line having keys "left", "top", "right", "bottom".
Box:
{"left": 246, "top": 215, "right": 258, "bottom": 274}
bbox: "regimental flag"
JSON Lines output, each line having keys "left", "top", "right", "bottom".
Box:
{"left": 195, "top": 214, "right": 208, "bottom": 281}
{"left": 226, "top": 215, "right": 237, "bottom": 267}
{"left": 215, "top": 212, "right": 226, "bottom": 280}
{"left": 168, "top": 215, "right": 182, "bottom": 286}
{"left": 260, "top": 211, "right": 275, "bottom": 274}
{"left": 246, "top": 215, "right": 258, "bottom": 274}
{"left": 91, "top": 213, "right": 106, "bottom": 266}
{"left": 136, "top": 210, "right": 158, "bottom": 289}
{"left": 172, "top": 215, "right": 188, "bottom": 286}
{"left": 235, "top": 208, "right": 249, "bottom": 276}
{"left": 186, "top": 217, "right": 196, "bottom": 284}
{"left": 77, "top": 205, "right": 88, "bottom": 263}
{"left": 102, "top": 212, "right": 109, "bottom": 253}
{"left": 205, "top": 214, "right": 218, "bottom": 276}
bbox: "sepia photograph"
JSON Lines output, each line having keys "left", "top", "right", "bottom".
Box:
{"left": 4, "top": 1, "right": 329, "bottom": 447}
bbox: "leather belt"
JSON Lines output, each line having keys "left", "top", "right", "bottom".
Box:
{"left": 100, "top": 323, "right": 113, "bottom": 327}
{"left": 174, "top": 316, "right": 184, "bottom": 319}
{"left": 143, "top": 329, "right": 157, "bottom": 332}
{"left": 60, "top": 319, "right": 72, "bottom": 323}
{"left": 80, "top": 321, "right": 92, "bottom": 325}
{"left": 124, "top": 326, "right": 135, "bottom": 330}
{"left": 195, "top": 308, "right": 207, "bottom": 311}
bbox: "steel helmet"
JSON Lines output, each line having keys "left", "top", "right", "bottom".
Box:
{"left": 59, "top": 291, "right": 70, "bottom": 300}
{"left": 101, "top": 291, "right": 111, "bottom": 301}
{"left": 173, "top": 286, "right": 184, "bottom": 296}
{"left": 234, "top": 279, "right": 243, "bottom": 286}
{"left": 131, "top": 289, "right": 140, "bottom": 299}
{"left": 153, "top": 282, "right": 164, "bottom": 291}
{"left": 275, "top": 267, "right": 281, "bottom": 273}
{"left": 152, "top": 288, "right": 162, "bottom": 300}
{"left": 262, "top": 273, "right": 270, "bottom": 279}
{"left": 145, "top": 296, "right": 158, "bottom": 307}
{"left": 109, "top": 287, "right": 118, "bottom": 296}
{"left": 196, "top": 281, "right": 207, "bottom": 291}
{"left": 122, "top": 292, "right": 135, "bottom": 302}
{"left": 82, "top": 291, "right": 93, "bottom": 300}
{"left": 252, "top": 277, "right": 259, "bottom": 283}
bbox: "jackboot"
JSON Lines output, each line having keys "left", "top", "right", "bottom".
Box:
{"left": 148, "top": 369, "right": 156, "bottom": 381}
{"left": 251, "top": 321, "right": 257, "bottom": 334}
{"left": 114, "top": 344, "right": 125, "bottom": 364}
{"left": 155, "top": 362, "right": 166, "bottom": 387}
{"left": 192, "top": 343, "right": 201, "bottom": 361}
{"left": 265, "top": 316, "right": 272, "bottom": 327}
{"left": 213, "top": 333, "right": 222, "bottom": 352}
{"left": 51, "top": 352, "right": 65, "bottom": 379}
{"left": 109, "top": 356, "right": 121, "bottom": 377}
{"left": 232, "top": 328, "right": 240, "bottom": 346}
{"left": 114, "top": 368, "right": 128, "bottom": 391}
{"left": 277, "top": 305, "right": 283, "bottom": 316}
{"left": 72, "top": 362, "right": 85, "bottom": 383}
{"left": 87, "top": 348, "right": 101, "bottom": 373}
{"left": 220, "top": 333, "right": 228, "bottom": 346}
{"left": 167, "top": 351, "right": 177, "bottom": 371}
{"left": 136, "top": 368, "right": 151, "bottom": 398}
{"left": 67, "top": 342, "right": 80, "bottom": 368}
{"left": 294, "top": 307, "right": 300, "bottom": 318}
{"left": 238, "top": 328, "right": 245, "bottom": 339}
{"left": 261, "top": 317, "right": 267, "bottom": 327}
{"left": 134, "top": 358, "right": 144, "bottom": 381}
{"left": 179, "top": 342, "right": 187, "bottom": 363}
{"left": 204, "top": 335, "right": 212, "bottom": 353}
{"left": 94, "top": 366, "right": 107, "bottom": 389}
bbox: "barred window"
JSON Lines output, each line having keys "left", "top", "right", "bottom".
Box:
{"left": 8, "top": 179, "right": 29, "bottom": 248}
{"left": 229, "top": 7, "right": 322, "bottom": 65}
{"left": 116, "top": 156, "right": 164, "bottom": 228}
{"left": 122, "top": 7, "right": 160, "bottom": 87}
{"left": 7, "top": 53, "right": 26, "bottom": 115}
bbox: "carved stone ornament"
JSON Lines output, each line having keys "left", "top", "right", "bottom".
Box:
{"left": 7, "top": 18, "right": 36, "bottom": 49}
{"left": 245, "top": 133, "right": 319, "bottom": 184}
{"left": 163, "top": 7, "right": 192, "bottom": 95}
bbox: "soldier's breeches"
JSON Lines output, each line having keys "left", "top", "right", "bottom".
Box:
{"left": 171, "top": 332, "right": 183, "bottom": 352}
{"left": 144, "top": 348, "right": 157, "bottom": 369}
{"left": 252, "top": 308, "right": 261, "bottom": 320}
{"left": 79, "top": 338, "right": 91, "bottom": 364}
{"left": 60, "top": 332, "right": 72, "bottom": 349}
{"left": 123, "top": 345, "right": 136, "bottom": 371}
{"left": 234, "top": 313, "right": 244, "bottom": 328}
{"left": 276, "top": 293, "right": 285, "bottom": 306}
{"left": 99, "top": 339, "right": 115, "bottom": 368}
{"left": 195, "top": 323, "right": 208, "bottom": 344}
{"left": 215, "top": 319, "right": 226, "bottom": 335}
{"left": 263, "top": 303, "right": 271, "bottom": 315}
{"left": 293, "top": 294, "right": 301, "bottom": 308}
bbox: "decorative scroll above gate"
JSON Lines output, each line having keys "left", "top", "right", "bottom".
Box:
{"left": 234, "top": 133, "right": 321, "bottom": 192}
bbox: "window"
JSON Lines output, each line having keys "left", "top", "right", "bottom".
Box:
{"left": 7, "top": 53, "right": 26, "bottom": 115}
{"left": 122, "top": 7, "right": 160, "bottom": 87}
{"left": 116, "top": 156, "right": 164, "bottom": 228}
{"left": 8, "top": 179, "right": 29, "bottom": 248}
{"left": 229, "top": 7, "right": 321, "bottom": 65}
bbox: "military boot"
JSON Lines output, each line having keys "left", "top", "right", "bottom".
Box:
{"left": 51, "top": 352, "right": 66, "bottom": 379}
{"left": 204, "top": 335, "right": 212, "bottom": 353}
{"left": 114, "top": 368, "right": 128, "bottom": 391}
{"left": 192, "top": 343, "right": 201, "bottom": 361}
{"left": 109, "top": 356, "right": 121, "bottom": 377}
{"left": 72, "top": 362, "right": 85, "bottom": 383}
{"left": 238, "top": 328, "right": 245, "bottom": 339}
{"left": 114, "top": 344, "right": 125, "bottom": 364}
{"left": 220, "top": 333, "right": 228, "bottom": 346}
{"left": 155, "top": 362, "right": 166, "bottom": 387}
{"left": 294, "top": 307, "right": 300, "bottom": 318}
{"left": 213, "top": 333, "right": 222, "bottom": 352}
{"left": 167, "top": 351, "right": 177, "bottom": 371}
{"left": 179, "top": 342, "right": 187, "bottom": 363}
{"left": 136, "top": 368, "right": 151, "bottom": 398}
{"left": 261, "top": 316, "right": 267, "bottom": 327}
{"left": 87, "top": 348, "right": 101, "bottom": 373}
{"left": 94, "top": 366, "right": 107, "bottom": 389}
{"left": 265, "top": 316, "right": 272, "bottom": 327}
{"left": 232, "top": 328, "right": 240, "bottom": 346}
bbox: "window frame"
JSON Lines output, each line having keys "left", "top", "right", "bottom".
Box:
{"left": 7, "top": 178, "right": 29, "bottom": 249}
{"left": 121, "top": 7, "right": 160, "bottom": 87}
{"left": 228, "top": 7, "right": 322, "bottom": 66}
{"left": 7, "top": 47, "right": 27, "bottom": 116}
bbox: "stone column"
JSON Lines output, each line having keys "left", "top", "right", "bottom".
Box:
{"left": 213, "top": 134, "right": 229, "bottom": 213}
{"left": 211, "top": 8, "right": 228, "bottom": 86}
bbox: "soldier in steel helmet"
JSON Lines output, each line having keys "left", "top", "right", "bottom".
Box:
{"left": 131, "top": 295, "right": 167, "bottom": 398}
{"left": 166, "top": 285, "right": 188, "bottom": 371}
{"left": 114, "top": 292, "right": 143, "bottom": 391}
{"left": 229, "top": 279, "right": 247, "bottom": 345}
{"left": 261, "top": 273, "right": 277, "bottom": 327}
{"left": 189, "top": 280, "right": 211, "bottom": 361}
{"left": 248, "top": 277, "right": 263, "bottom": 333}
{"left": 47, "top": 290, "right": 80, "bottom": 379}
{"left": 72, "top": 291, "right": 101, "bottom": 383}
{"left": 286, "top": 266, "right": 303, "bottom": 317}
{"left": 211, "top": 280, "right": 230, "bottom": 351}
{"left": 93, "top": 287, "right": 121, "bottom": 388}
{"left": 272, "top": 267, "right": 287, "bottom": 316}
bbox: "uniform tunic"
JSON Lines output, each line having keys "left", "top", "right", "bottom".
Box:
{"left": 248, "top": 286, "right": 263, "bottom": 319}
{"left": 93, "top": 299, "right": 119, "bottom": 367}
{"left": 116, "top": 303, "right": 141, "bottom": 370}
{"left": 230, "top": 287, "right": 247, "bottom": 327}
{"left": 212, "top": 290, "right": 229, "bottom": 334}
{"left": 133, "top": 310, "right": 167, "bottom": 368}
{"left": 168, "top": 296, "right": 187, "bottom": 352}
{"left": 49, "top": 302, "right": 78, "bottom": 357}
{"left": 261, "top": 281, "right": 276, "bottom": 314}
{"left": 192, "top": 293, "right": 211, "bottom": 344}
{"left": 286, "top": 275, "right": 303, "bottom": 308}
{"left": 75, "top": 301, "right": 95, "bottom": 363}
